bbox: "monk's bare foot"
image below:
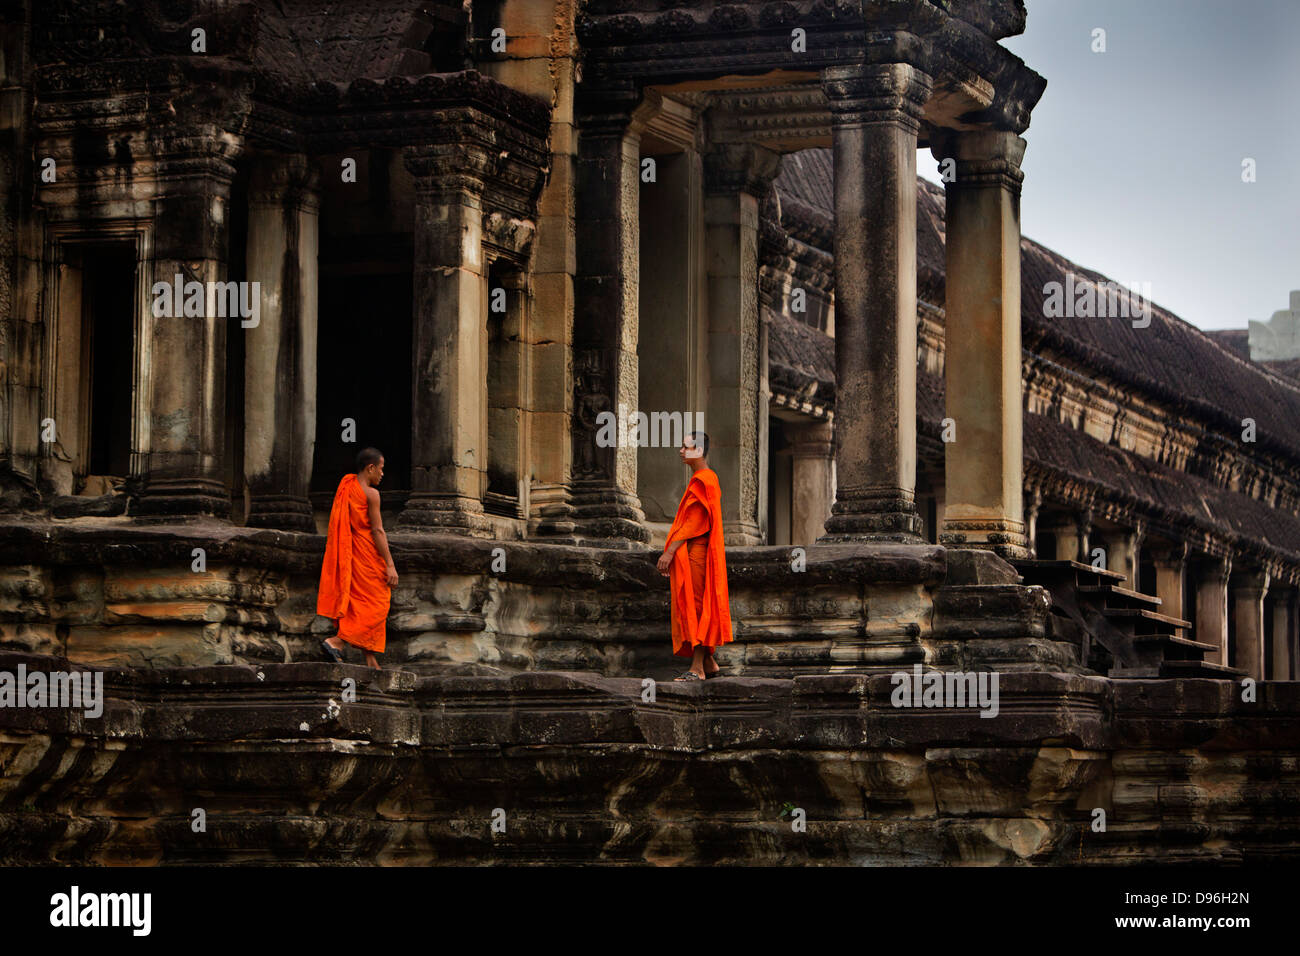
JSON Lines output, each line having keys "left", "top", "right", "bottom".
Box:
{"left": 325, "top": 636, "right": 345, "bottom": 651}
{"left": 703, "top": 657, "right": 719, "bottom": 676}
{"left": 365, "top": 653, "right": 380, "bottom": 670}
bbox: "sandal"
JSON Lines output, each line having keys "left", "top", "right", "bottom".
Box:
{"left": 705, "top": 668, "right": 723, "bottom": 679}
{"left": 321, "top": 640, "right": 344, "bottom": 663}
{"left": 674, "top": 670, "right": 704, "bottom": 681}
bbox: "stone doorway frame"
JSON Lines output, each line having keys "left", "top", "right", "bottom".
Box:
{"left": 40, "top": 221, "right": 155, "bottom": 496}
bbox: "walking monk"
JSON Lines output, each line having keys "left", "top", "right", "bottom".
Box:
{"left": 317, "top": 447, "right": 398, "bottom": 670}
{"left": 655, "top": 431, "right": 733, "bottom": 680}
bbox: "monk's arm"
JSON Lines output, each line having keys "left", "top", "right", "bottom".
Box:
{"left": 667, "top": 501, "right": 711, "bottom": 547}
{"left": 365, "top": 487, "right": 398, "bottom": 584}
{"left": 658, "top": 500, "right": 710, "bottom": 574}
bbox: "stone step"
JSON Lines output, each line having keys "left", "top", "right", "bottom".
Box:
{"left": 1108, "top": 664, "right": 1161, "bottom": 678}
{"left": 1132, "top": 635, "right": 1220, "bottom": 663}
{"left": 1013, "top": 559, "right": 1128, "bottom": 585}
{"left": 1101, "top": 607, "right": 1192, "bottom": 630}
{"left": 1133, "top": 634, "right": 1219, "bottom": 655}
{"left": 1158, "top": 659, "right": 1246, "bottom": 679}
{"left": 1077, "top": 583, "right": 1163, "bottom": 609}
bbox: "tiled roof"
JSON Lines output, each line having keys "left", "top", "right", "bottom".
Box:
{"left": 766, "top": 307, "right": 836, "bottom": 408}
{"left": 772, "top": 148, "right": 1300, "bottom": 462}
{"left": 771, "top": 147, "right": 1300, "bottom": 560}
{"left": 914, "top": 367, "right": 1300, "bottom": 561}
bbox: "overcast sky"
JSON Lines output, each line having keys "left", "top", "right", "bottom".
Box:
{"left": 919, "top": 0, "right": 1300, "bottom": 331}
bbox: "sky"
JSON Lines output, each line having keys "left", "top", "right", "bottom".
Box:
{"left": 918, "top": 0, "right": 1300, "bottom": 331}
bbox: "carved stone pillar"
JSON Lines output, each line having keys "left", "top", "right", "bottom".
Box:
{"left": 1050, "top": 510, "right": 1090, "bottom": 563}
{"left": 566, "top": 88, "right": 649, "bottom": 546}
{"left": 788, "top": 421, "right": 834, "bottom": 547}
{"left": 1025, "top": 487, "right": 1042, "bottom": 558}
{"left": 527, "top": 62, "right": 580, "bottom": 540}
{"left": 818, "top": 64, "right": 930, "bottom": 542}
{"left": 1196, "top": 556, "right": 1233, "bottom": 665}
{"left": 1149, "top": 543, "right": 1188, "bottom": 619}
{"left": 134, "top": 134, "right": 244, "bottom": 520}
{"left": 930, "top": 129, "right": 1028, "bottom": 558}
{"left": 1232, "top": 569, "right": 1270, "bottom": 680}
{"left": 703, "top": 143, "right": 781, "bottom": 545}
{"left": 243, "top": 154, "right": 319, "bottom": 531}
{"left": 1270, "top": 588, "right": 1295, "bottom": 680}
{"left": 397, "top": 144, "right": 492, "bottom": 535}
{"left": 1105, "top": 522, "right": 1144, "bottom": 590}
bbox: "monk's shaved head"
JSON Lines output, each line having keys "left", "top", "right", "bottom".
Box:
{"left": 356, "top": 447, "right": 384, "bottom": 472}
{"left": 686, "top": 432, "right": 710, "bottom": 458}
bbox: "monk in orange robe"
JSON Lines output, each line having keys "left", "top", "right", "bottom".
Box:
{"left": 656, "top": 431, "right": 733, "bottom": 680}
{"left": 317, "top": 447, "right": 397, "bottom": 670}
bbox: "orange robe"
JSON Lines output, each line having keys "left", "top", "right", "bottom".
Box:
{"left": 316, "top": 474, "right": 389, "bottom": 653}
{"left": 664, "top": 467, "right": 733, "bottom": 658}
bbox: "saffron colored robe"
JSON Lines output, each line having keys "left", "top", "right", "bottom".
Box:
{"left": 664, "top": 468, "right": 733, "bottom": 658}
{"left": 317, "top": 474, "right": 390, "bottom": 652}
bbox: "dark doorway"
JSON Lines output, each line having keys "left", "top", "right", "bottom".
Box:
{"left": 1137, "top": 557, "right": 1156, "bottom": 597}
{"left": 80, "top": 242, "right": 135, "bottom": 481}
{"left": 312, "top": 272, "right": 413, "bottom": 494}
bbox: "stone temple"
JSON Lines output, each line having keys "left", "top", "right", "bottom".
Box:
{"left": 1, "top": 1, "right": 1298, "bottom": 864}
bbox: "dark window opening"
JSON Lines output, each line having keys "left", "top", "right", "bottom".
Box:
{"left": 312, "top": 271, "right": 413, "bottom": 497}
{"left": 766, "top": 419, "right": 791, "bottom": 546}
{"left": 1137, "top": 558, "right": 1156, "bottom": 597}
{"left": 484, "top": 263, "right": 524, "bottom": 518}
{"left": 80, "top": 242, "right": 136, "bottom": 482}
{"left": 1036, "top": 531, "right": 1057, "bottom": 561}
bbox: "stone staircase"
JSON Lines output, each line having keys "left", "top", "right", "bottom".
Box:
{"left": 1012, "top": 559, "right": 1242, "bottom": 679}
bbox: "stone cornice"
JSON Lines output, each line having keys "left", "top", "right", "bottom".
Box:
{"left": 393, "top": 108, "right": 549, "bottom": 223}
{"left": 930, "top": 127, "right": 1026, "bottom": 192}
{"left": 822, "top": 62, "right": 933, "bottom": 131}
{"left": 576, "top": 0, "right": 1045, "bottom": 133}
{"left": 703, "top": 142, "right": 784, "bottom": 196}
{"left": 245, "top": 71, "right": 551, "bottom": 154}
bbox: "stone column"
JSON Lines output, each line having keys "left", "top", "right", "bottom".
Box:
{"left": 1025, "top": 488, "right": 1042, "bottom": 558}
{"left": 1149, "top": 543, "right": 1188, "bottom": 619}
{"left": 1196, "top": 556, "right": 1232, "bottom": 665}
{"left": 930, "top": 129, "right": 1028, "bottom": 558}
{"left": 1232, "top": 570, "right": 1269, "bottom": 680}
{"left": 243, "top": 154, "right": 319, "bottom": 531}
{"left": 527, "top": 57, "right": 579, "bottom": 539}
{"left": 1049, "top": 510, "right": 1090, "bottom": 563}
{"left": 134, "top": 137, "right": 244, "bottom": 520}
{"left": 1106, "top": 523, "right": 1143, "bottom": 590}
{"left": 788, "top": 421, "right": 834, "bottom": 546}
{"left": 397, "top": 145, "right": 492, "bottom": 535}
{"left": 567, "top": 88, "right": 649, "bottom": 546}
{"left": 703, "top": 143, "right": 781, "bottom": 546}
{"left": 1270, "top": 588, "right": 1294, "bottom": 680}
{"left": 818, "top": 64, "right": 930, "bottom": 542}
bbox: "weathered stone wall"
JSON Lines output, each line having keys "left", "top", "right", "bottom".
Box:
{"left": 0, "top": 520, "right": 1068, "bottom": 679}
{"left": 2, "top": 656, "right": 1297, "bottom": 865}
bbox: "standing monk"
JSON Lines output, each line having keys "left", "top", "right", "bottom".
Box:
{"left": 317, "top": 447, "right": 398, "bottom": 670}
{"left": 656, "top": 431, "right": 733, "bottom": 680}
